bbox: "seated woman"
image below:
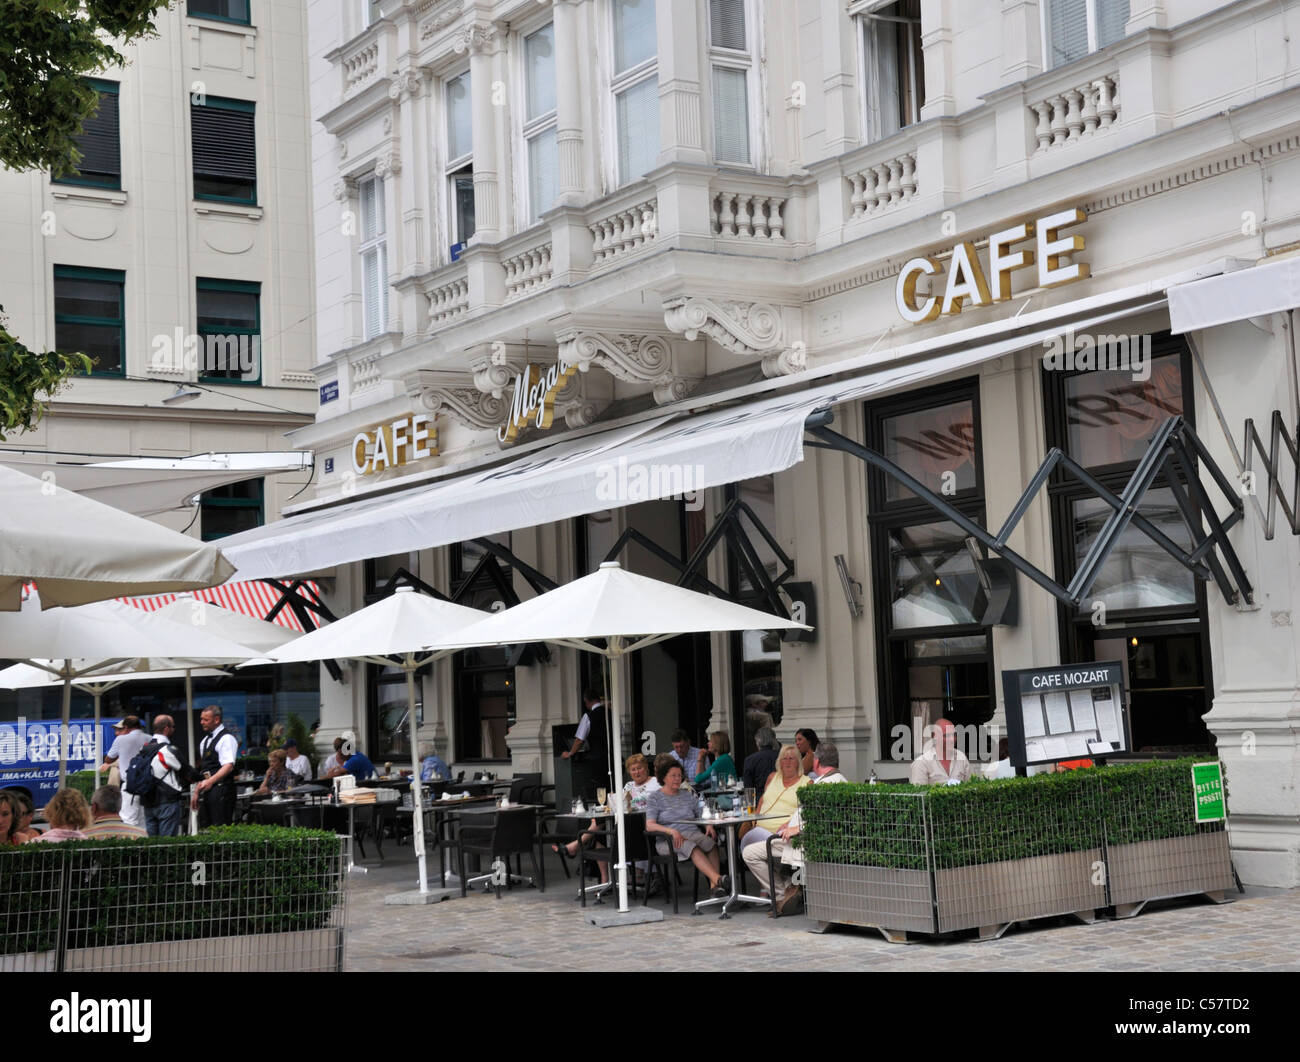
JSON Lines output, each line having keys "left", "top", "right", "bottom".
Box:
{"left": 0, "top": 789, "right": 24, "bottom": 847}
{"left": 30, "top": 788, "right": 92, "bottom": 843}
{"left": 739, "top": 744, "right": 809, "bottom": 871}
{"left": 693, "top": 731, "right": 737, "bottom": 788}
{"left": 623, "top": 753, "right": 660, "bottom": 810}
{"left": 11, "top": 791, "right": 39, "bottom": 843}
{"left": 256, "top": 749, "right": 296, "bottom": 795}
{"left": 794, "top": 729, "right": 820, "bottom": 776}
{"left": 644, "top": 761, "right": 728, "bottom": 896}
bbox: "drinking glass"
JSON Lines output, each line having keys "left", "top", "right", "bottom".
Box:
{"left": 596, "top": 787, "right": 607, "bottom": 809}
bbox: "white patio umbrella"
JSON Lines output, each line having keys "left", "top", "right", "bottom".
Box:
{"left": 426, "top": 561, "right": 811, "bottom": 917}
{"left": 0, "top": 592, "right": 269, "bottom": 786}
{"left": 0, "top": 463, "right": 235, "bottom": 611}
{"left": 262, "top": 586, "right": 490, "bottom": 900}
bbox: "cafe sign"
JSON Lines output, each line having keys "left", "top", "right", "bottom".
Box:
{"left": 351, "top": 412, "right": 436, "bottom": 475}
{"left": 896, "top": 207, "right": 1089, "bottom": 324}
{"left": 498, "top": 359, "right": 579, "bottom": 444}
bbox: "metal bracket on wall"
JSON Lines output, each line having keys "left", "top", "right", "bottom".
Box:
{"left": 805, "top": 408, "right": 1254, "bottom": 611}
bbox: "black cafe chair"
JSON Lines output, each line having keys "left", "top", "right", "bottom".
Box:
{"left": 579, "top": 813, "right": 651, "bottom": 907}
{"left": 456, "top": 806, "right": 544, "bottom": 899}
{"left": 646, "top": 831, "right": 702, "bottom": 915}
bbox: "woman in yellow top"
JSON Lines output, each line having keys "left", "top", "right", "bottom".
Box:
{"left": 740, "top": 744, "right": 808, "bottom": 860}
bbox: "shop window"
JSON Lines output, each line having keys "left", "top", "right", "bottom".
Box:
{"left": 857, "top": 0, "right": 925, "bottom": 143}
{"left": 611, "top": 0, "right": 659, "bottom": 185}
{"left": 196, "top": 278, "right": 260, "bottom": 383}
{"left": 53, "top": 79, "right": 120, "bottom": 190}
{"left": 866, "top": 383, "right": 994, "bottom": 760}
{"left": 1043, "top": 333, "right": 1213, "bottom": 753}
{"left": 451, "top": 537, "right": 515, "bottom": 761}
{"left": 54, "top": 265, "right": 125, "bottom": 377}
{"left": 199, "top": 478, "right": 263, "bottom": 541}
{"left": 192, "top": 96, "right": 256, "bottom": 204}
{"left": 1043, "top": 0, "right": 1129, "bottom": 69}
{"left": 522, "top": 22, "right": 558, "bottom": 223}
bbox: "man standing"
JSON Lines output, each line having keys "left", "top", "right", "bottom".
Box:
{"left": 142, "top": 715, "right": 188, "bottom": 837}
{"left": 909, "top": 718, "right": 972, "bottom": 785}
{"left": 284, "top": 738, "right": 313, "bottom": 783}
{"left": 100, "top": 715, "right": 149, "bottom": 830}
{"left": 742, "top": 740, "right": 849, "bottom": 916}
{"left": 83, "top": 785, "right": 147, "bottom": 839}
{"left": 742, "top": 726, "right": 779, "bottom": 791}
{"left": 561, "top": 688, "right": 609, "bottom": 801}
{"left": 191, "top": 706, "right": 238, "bottom": 827}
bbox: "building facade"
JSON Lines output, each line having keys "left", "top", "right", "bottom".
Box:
{"left": 257, "top": 0, "right": 1300, "bottom": 886}
{"left": 0, "top": 0, "right": 322, "bottom": 754}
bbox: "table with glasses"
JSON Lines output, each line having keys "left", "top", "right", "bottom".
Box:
{"left": 554, "top": 807, "right": 647, "bottom": 902}
{"left": 436, "top": 798, "right": 536, "bottom": 889}
{"left": 680, "top": 810, "right": 772, "bottom": 919}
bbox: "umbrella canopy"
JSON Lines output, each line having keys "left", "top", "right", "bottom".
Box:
{"left": 0, "top": 662, "right": 230, "bottom": 690}
{"left": 424, "top": 561, "right": 811, "bottom": 915}
{"left": 0, "top": 463, "right": 235, "bottom": 611}
{"left": 263, "top": 586, "right": 490, "bottom": 897}
{"left": 146, "top": 597, "right": 301, "bottom": 656}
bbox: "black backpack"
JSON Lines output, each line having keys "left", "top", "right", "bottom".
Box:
{"left": 124, "top": 739, "right": 171, "bottom": 805}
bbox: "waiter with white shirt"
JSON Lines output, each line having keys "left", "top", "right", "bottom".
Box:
{"left": 190, "top": 705, "right": 239, "bottom": 827}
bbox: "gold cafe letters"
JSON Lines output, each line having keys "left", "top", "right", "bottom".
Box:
{"left": 351, "top": 413, "right": 436, "bottom": 475}
{"left": 896, "top": 207, "right": 1089, "bottom": 324}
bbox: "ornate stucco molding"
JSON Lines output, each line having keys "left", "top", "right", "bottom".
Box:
{"left": 470, "top": 343, "right": 523, "bottom": 398}
{"left": 451, "top": 21, "right": 499, "bottom": 55}
{"left": 331, "top": 176, "right": 356, "bottom": 201}
{"left": 419, "top": 0, "right": 464, "bottom": 39}
{"left": 408, "top": 383, "right": 506, "bottom": 429}
{"left": 554, "top": 328, "right": 699, "bottom": 405}
{"left": 388, "top": 68, "right": 424, "bottom": 101}
{"left": 662, "top": 295, "right": 804, "bottom": 378}
{"left": 374, "top": 150, "right": 401, "bottom": 178}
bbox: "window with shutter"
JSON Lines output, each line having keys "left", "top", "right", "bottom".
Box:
{"left": 54, "top": 266, "right": 126, "bottom": 377}
{"left": 192, "top": 97, "right": 256, "bottom": 203}
{"left": 358, "top": 176, "right": 387, "bottom": 339}
{"left": 1044, "top": 0, "right": 1128, "bottom": 70}
{"left": 708, "top": 0, "right": 754, "bottom": 166}
{"left": 188, "top": 0, "right": 251, "bottom": 24}
{"left": 523, "top": 23, "right": 558, "bottom": 224}
{"left": 1095, "top": 0, "right": 1130, "bottom": 49}
{"left": 197, "top": 278, "right": 261, "bottom": 383}
{"left": 710, "top": 0, "right": 746, "bottom": 50}
{"left": 611, "top": 0, "right": 659, "bottom": 186}
{"left": 55, "top": 80, "right": 121, "bottom": 190}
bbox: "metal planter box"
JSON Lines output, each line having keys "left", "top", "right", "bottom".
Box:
{"left": 1107, "top": 831, "right": 1234, "bottom": 911}
{"left": 934, "top": 849, "right": 1105, "bottom": 934}
{"left": 64, "top": 927, "right": 343, "bottom": 972}
{"left": 805, "top": 861, "right": 934, "bottom": 935}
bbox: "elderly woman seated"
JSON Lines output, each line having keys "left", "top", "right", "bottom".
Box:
{"left": 644, "top": 760, "right": 728, "bottom": 896}
{"left": 256, "top": 749, "right": 296, "bottom": 795}
{"left": 30, "top": 788, "right": 92, "bottom": 842}
{"left": 739, "top": 743, "right": 809, "bottom": 871}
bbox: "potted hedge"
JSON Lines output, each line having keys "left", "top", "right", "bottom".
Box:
{"left": 0, "top": 825, "right": 345, "bottom": 972}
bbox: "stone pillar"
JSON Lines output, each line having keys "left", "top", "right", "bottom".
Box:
{"left": 918, "top": 0, "right": 956, "bottom": 120}
{"left": 1126, "top": 0, "right": 1167, "bottom": 32}
{"left": 655, "top": 0, "right": 707, "bottom": 166}
{"left": 553, "top": 0, "right": 586, "bottom": 205}
{"left": 819, "top": 0, "right": 860, "bottom": 157}
{"left": 390, "top": 69, "right": 429, "bottom": 277}
{"left": 453, "top": 21, "right": 503, "bottom": 241}
{"left": 999, "top": 0, "right": 1044, "bottom": 85}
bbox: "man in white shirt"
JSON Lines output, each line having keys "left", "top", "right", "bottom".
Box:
{"left": 284, "top": 738, "right": 313, "bottom": 782}
{"left": 744, "top": 741, "right": 850, "bottom": 915}
{"left": 191, "top": 706, "right": 239, "bottom": 827}
{"left": 909, "top": 718, "right": 972, "bottom": 785}
{"left": 101, "top": 715, "right": 150, "bottom": 829}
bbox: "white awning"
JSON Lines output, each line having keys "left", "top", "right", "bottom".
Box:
{"left": 0, "top": 452, "right": 312, "bottom": 517}
{"left": 217, "top": 296, "right": 1167, "bottom": 580}
{"left": 1167, "top": 255, "right": 1300, "bottom": 334}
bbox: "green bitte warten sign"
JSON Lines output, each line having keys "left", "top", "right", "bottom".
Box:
{"left": 1191, "top": 761, "right": 1225, "bottom": 823}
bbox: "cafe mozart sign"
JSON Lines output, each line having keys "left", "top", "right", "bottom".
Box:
{"left": 351, "top": 412, "right": 436, "bottom": 475}
{"left": 895, "top": 207, "right": 1089, "bottom": 324}
{"left": 498, "top": 359, "right": 579, "bottom": 444}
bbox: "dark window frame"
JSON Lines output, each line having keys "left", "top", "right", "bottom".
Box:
{"left": 196, "top": 277, "right": 262, "bottom": 385}
{"left": 191, "top": 95, "right": 257, "bottom": 205}
{"left": 53, "top": 264, "right": 126, "bottom": 378}
{"left": 187, "top": 0, "right": 252, "bottom": 27}
{"left": 450, "top": 540, "right": 516, "bottom": 762}
{"left": 199, "top": 477, "right": 264, "bottom": 541}
{"left": 53, "top": 78, "right": 121, "bottom": 190}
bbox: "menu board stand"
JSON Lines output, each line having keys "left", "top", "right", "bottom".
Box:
{"left": 1002, "top": 661, "right": 1131, "bottom": 775}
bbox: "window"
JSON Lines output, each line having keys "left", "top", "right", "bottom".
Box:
{"left": 709, "top": 0, "right": 753, "bottom": 166}
{"left": 450, "top": 538, "right": 515, "bottom": 761}
{"left": 1043, "top": 334, "right": 1213, "bottom": 753}
{"left": 358, "top": 175, "right": 387, "bottom": 339}
{"left": 866, "top": 384, "right": 993, "bottom": 761}
{"left": 859, "top": 0, "right": 925, "bottom": 143}
{"left": 200, "top": 478, "right": 263, "bottom": 540}
{"left": 611, "top": 0, "right": 659, "bottom": 185}
{"left": 188, "top": 0, "right": 251, "bottom": 23}
{"left": 522, "top": 23, "right": 558, "bottom": 223}
{"left": 362, "top": 554, "right": 426, "bottom": 763}
{"left": 191, "top": 96, "right": 256, "bottom": 203}
{"left": 445, "top": 71, "right": 474, "bottom": 256}
{"left": 53, "top": 266, "right": 125, "bottom": 377}
{"left": 1044, "top": 0, "right": 1129, "bottom": 69}
{"left": 196, "top": 278, "right": 260, "bottom": 383}
{"left": 54, "top": 79, "right": 120, "bottom": 190}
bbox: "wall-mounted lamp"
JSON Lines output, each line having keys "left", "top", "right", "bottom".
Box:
{"left": 834, "top": 554, "right": 863, "bottom": 619}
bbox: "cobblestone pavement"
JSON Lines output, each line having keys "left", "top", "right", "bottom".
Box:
{"left": 340, "top": 846, "right": 1300, "bottom": 972}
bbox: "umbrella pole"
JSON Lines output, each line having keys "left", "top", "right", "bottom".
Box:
{"left": 57, "top": 661, "right": 72, "bottom": 789}
{"left": 93, "top": 688, "right": 103, "bottom": 795}
{"left": 186, "top": 668, "right": 199, "bottom": 836}
{"left": 608, "top": 639, "right": 630, "bottom": 913}
{"left": 405, "top": 657, "right": 429, "bottom": 894}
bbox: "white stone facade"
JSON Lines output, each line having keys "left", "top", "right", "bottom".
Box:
{"left": 303, "top": 0, "right": 1300, "bottom": 886}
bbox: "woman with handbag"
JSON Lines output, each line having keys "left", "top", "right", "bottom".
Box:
{"left": 738, "top": 744, "right": 808, "bottom": 859}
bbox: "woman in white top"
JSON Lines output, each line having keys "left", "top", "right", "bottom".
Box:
{"left": 622, "top": 753, "right": 660, "bottom": 809}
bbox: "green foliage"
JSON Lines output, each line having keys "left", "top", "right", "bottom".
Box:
{"left": 0, "top": 827, "right": 342, "bottom": 956}
{"left": 0, "top": 317, "right": 92, "bottom": 440}
{"left": 800, "top": 759, "right": 1224, "bottom": 871}
{"left": 66, "top": 770, "right": 99, "bottom": 803}
{"left": 0, "top": 0, "right": 172, "bottom": 176}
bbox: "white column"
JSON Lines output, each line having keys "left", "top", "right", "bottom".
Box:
{"left": 918, "top": 0, "right": 956, "bottom": 120}
{"left": 453, "top": 21, "right": 504, "bottom": 241}
{"left": 999, "top": 0, "right": 1044, "bottom": 85}
{"left": 1125, "top": 0, "right": 1167, "bottom": 32}
{"left": 553, "top": 0, "right": 586, "bottom": 204}
{"left": 655, "top": 0, "right": 707, "bottom": 166}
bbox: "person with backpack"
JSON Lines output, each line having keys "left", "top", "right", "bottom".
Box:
{"left": 126, "top": 715, "right": 189, "bottom": 837}
{"left": 100, "top": 715, "right": 150, "bottom": 829}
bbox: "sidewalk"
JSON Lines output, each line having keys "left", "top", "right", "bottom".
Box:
{"left": 340, "top": 843, "right": 1300, "bottom": 972}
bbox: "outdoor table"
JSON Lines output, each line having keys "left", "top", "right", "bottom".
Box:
{"left": 555, "top": 808, "right": 646, "bottom": 902}
{"left": 680, "top": 812, "right": 771, "bottom": 919}
{"left": 421, "top": 794, "right": 500, "bottom": 885}
{"left": 444, "top": 802, "right": 543, "bottom": 892}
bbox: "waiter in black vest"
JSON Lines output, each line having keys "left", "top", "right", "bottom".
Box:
{"left": 561, "top": 688, "right": 609, "bottom": 802}
{"left": 190, "top": 705, "right": 238, "bottom": 827}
